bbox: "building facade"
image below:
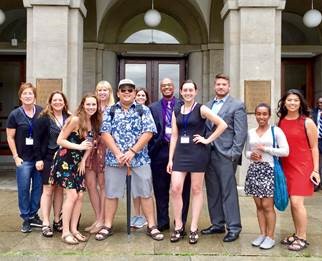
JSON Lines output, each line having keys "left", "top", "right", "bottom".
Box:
{"left": 1, "top": 0, "right": 322, "bottom": 182}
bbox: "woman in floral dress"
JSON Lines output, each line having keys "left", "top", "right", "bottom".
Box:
{"left": 50, "top": 94, "right": 101, "bottom": 244}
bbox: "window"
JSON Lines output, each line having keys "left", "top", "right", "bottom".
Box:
{"left": 124, "top": 29, "right": 179, "bottom": 44}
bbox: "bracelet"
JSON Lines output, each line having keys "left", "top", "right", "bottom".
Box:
{"left": 129, "top": 147, "right": 137, "bottom": 154}
{"left": 13, "top": 154, "right": 18, "bottom": 159}
{"left": 313, "top": 170, "right": 319, "bottom": 174}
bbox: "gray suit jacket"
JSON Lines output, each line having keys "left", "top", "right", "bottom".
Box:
{"left": 205, "top": 95, "right": 248, "bottom": 163}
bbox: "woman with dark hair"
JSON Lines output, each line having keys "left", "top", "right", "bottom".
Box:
{"left": 129, "top": 88, "right": 151, "bottom": 229}
{"left": 6, "top": 83, "right": 43, "bottom": 233}
{"left": 50, "top": 94, "right": 101, "bottom": 244}
{"left": 167, "top": 80, "right": 227, "bottom": 244}
{"left": 34, "top": 91, "right": 71, "bottom": 237}
{"left": 135, "top": 88, "right": 150, "bottom": 105}
{"left": 277, "top": 89, "right": 320, "bottom": 251}
{"left": 245, "top": 103, "right": 289, "bottom": 249}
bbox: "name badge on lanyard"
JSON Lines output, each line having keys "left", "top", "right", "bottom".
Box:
{"left": 165, "top": 126, "right": 172, "bottom": 135}
{"left": 180, "top": 103, "right": 195, "bottom": 144}
{"left": 20, "top": 106, "right": 35, "bottom": 146}
{"left": 180, "top": 135, "right": 190, "bottom": 144}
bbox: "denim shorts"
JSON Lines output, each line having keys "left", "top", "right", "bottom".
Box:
{"left": 104, "top": 164, "right": 153, "bottom": 199}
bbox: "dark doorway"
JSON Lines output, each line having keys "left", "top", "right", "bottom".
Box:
{"left": 281, "top": 58, "right": 314, "bottom": 107}
{"left": 119, "top": 57, "right": 186, "bottom": 103}
{"left": 0, "top": 55, "right": 26, "bottom": 155}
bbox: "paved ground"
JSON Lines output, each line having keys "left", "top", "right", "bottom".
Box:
{"left": 0, "top": 170, "right": 322, "bottom": 260}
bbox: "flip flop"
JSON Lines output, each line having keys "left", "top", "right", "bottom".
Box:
{"left": 72, "top": 231, "right": 88, "bottom": 242}
{"left": 62, "top": 234, "right": 79, "bottom": 245}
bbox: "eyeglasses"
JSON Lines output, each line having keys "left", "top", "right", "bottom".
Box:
{"left": 161, "top": 83, "right": 173, "bottom": 87}
{"left": 120, "top": 88, "right": 134, "bottom": 93}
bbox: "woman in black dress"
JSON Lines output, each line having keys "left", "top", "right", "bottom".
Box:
{"left": 50, "top": 94, "right": 101, "bottom": 244}
{"left": 167, "top": 80, "right": 227, "bottom": 244}
{"left": 34, "top": 91, "right": 71, "bottom": 237}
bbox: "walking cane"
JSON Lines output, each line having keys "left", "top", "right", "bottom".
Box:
{"left": 126, "top": 166, "right": 131, "bottom": 236}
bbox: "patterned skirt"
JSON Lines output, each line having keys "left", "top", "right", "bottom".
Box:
{"left": 244, "top": 162, "right": 274, "bottom": 198}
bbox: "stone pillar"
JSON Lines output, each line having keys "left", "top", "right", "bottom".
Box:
{"left": 23, "top": 0, "right": 87, "bottom": 110}
{"left": 102, "top": 50, "right": 117, "bottom": 91}
{"left": 221, "top": 0, "right": 286, "bottom": 186}
{"left": 221, "top": 0, "right": 285, "bottom": 104}
{"left": 188, "top": 51, "right": 203, "bottom": 103}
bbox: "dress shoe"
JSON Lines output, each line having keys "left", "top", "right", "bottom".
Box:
{"left": 158, "top": 223, "right": 170, "bottom": 232}
{"left": 201, "top": 225, "right": 225, "bottom": 235}
{"left": 223, "top": 232, "right": 239, "bottom": 242}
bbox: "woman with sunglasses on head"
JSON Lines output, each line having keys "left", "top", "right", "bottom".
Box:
{"left": 50, "top": 94, "right": 101, "bottom": 245}
{"left": 244, "top": 103, "right": 289, "bottom": 250}
{"left": 167, "top": 80, "right": 227, "bottom": 244}
{"left": 34, "top": 91, "right": 71, "bottom": 237}
{"left": 277, "top": 89, "right": 320, "bottom": 251}
{"left": 84, "top": 81, "right": 115, "bottom": 234}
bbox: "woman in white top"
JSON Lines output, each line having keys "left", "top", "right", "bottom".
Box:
{"left": 245, "top": 103, "right": 289, "bottom": 250}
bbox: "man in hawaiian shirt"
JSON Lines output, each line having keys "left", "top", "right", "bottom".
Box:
{"left": 96, "top": 79, "right": 164, "bottom": 241}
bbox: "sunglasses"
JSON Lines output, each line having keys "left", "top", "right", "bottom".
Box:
{"left": 120, "top": 88, "right": 134, "bottom": 93}
{"left": 161, "top": 83, "right": 173, "bottom": 87}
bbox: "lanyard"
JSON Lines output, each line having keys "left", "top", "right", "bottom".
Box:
{"left": 53, "top": 115, "right": 65, "bottom": 130}
{"left": 182, "top": 102, "right": 195, "bottom": 135}
{"left": 19, "top": 106, "right": 35, "bottom": 137}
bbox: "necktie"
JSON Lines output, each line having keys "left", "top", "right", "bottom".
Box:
{"left": 212, "top": 99, "right": 223, "bottom": 115}
{"left": 164, "top": 101, "right": 172, "bottom": 142}
{"left": 319, "top": 112, "right": 322, "bottom": 138}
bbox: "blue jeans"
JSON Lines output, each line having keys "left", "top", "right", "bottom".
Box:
{"left": 16, "top": 161, "right": 43, "bottom": 221}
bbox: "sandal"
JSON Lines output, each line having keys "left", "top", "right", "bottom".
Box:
{"left": 280, "top": 233, "right": 296, "bottom": 245}
{"left": 42, "top": 225, "right": 53, "bottom": 238}
{"left": 189, "top": 230, "right": 199, "bottom": 244}
{"left": 84, "top": 223, "right": 95, "bottom": 232}
{"left": 146, "top": 225, "right": 164, "bottom": 241}
{"left": 72, "top": 231, "right": 88, "bottom": 242}
{"left": 62, "top": 234, "right": 79, "bottom": 245}
{"left": 53, "top": 219, "right": 63, "bottom": 232}
{"left": 95, "top": 226, "right": 113, "bottom": 241}
{"left": 90, "top": 224, "right": 103, "bottom": 234}
{"left": 170, "top": 226, "right": 185, "bottom": 243}
{"left": 288, "top": 237, "right": 309, "bottom": 251}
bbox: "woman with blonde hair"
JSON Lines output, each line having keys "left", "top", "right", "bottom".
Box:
{"left": 50, "top": 94, "right": 101, "bottom": 244}
{"left": 84, "top": 81, "right": 115, "bottom": 234}
{"left": 34, "top": 91, "right": 71, "bottom": 237}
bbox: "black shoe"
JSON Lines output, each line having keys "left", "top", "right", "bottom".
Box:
{"left": 158, "top": 223, "right": 170, "bottom": 232}
{"left": 21, "top": 220, "right": 32, "bottom": 233}
{"left": 223, "top": 232, "right": 239, "bottom": 242}
{"left": 170, "top": 227, "right": 185, "bottom": 243}
{"left": 201, "top": 225, "right": 225, "bottom": 235}
{"left": 29, "top": 214, "right": 43, "bottom": 228}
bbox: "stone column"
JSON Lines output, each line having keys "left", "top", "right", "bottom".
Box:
{"left": 221, "top": 0, "right": 285, "bottom": 104}
{"left": 23, "top": 0, "right": 87, "bottom": 110}
{"left": 221, "top": 0, "right": 286, "bottom": 186}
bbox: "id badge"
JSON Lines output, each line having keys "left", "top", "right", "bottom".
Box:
{"left": 25, "top": 137, "right": 34, "bottom": 145}
{"left": 165, "top": 126, "right": 172, "bottom": 135}
{"left": 180, "top": 136, "right": 190, "bottom": 144}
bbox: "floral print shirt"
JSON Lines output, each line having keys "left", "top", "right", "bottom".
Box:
{"left": 101, "top": 102, "right": 157, "bottom": 168}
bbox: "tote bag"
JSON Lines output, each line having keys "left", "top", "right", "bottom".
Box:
{"left": 271, "top": 126, "right": 289, "bottom": 211}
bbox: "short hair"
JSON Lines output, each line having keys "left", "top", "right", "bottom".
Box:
{"left": 180, "top": 80, "right": 197, "bottom": 90}
{"left": 255, "top": 103, "right": 271, "bottom": 116}
{"left": 18, "top": 82, "right": 37, "bottom": 98}
{"left": 215, "top": 73, "right": 230, "bottom": 83}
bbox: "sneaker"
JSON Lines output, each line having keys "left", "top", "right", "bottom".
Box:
{"left": 21, "top": 220, "right": 32, "bottom": 233}
{"left": 29, "top": 214, "right": 43, "bottom": 228}
{"left": 251, "top": 235, "right": 266, "bottom": 247}
{"left": 130, "top": 216, "right": 138, "bottom": 228}
{"left": 260, "top": 236, "right": 275, "bottom": 250}
{"left": 133, "top": 216, "right": 147, "bottom": 229}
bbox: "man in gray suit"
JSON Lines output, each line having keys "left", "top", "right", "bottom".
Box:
{"left": 201, "top": 73, "right": 247, "bottom": 242}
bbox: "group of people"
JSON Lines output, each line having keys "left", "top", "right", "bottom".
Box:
{"left": 5, "top": 73, "right": 321, "bottom": 250}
